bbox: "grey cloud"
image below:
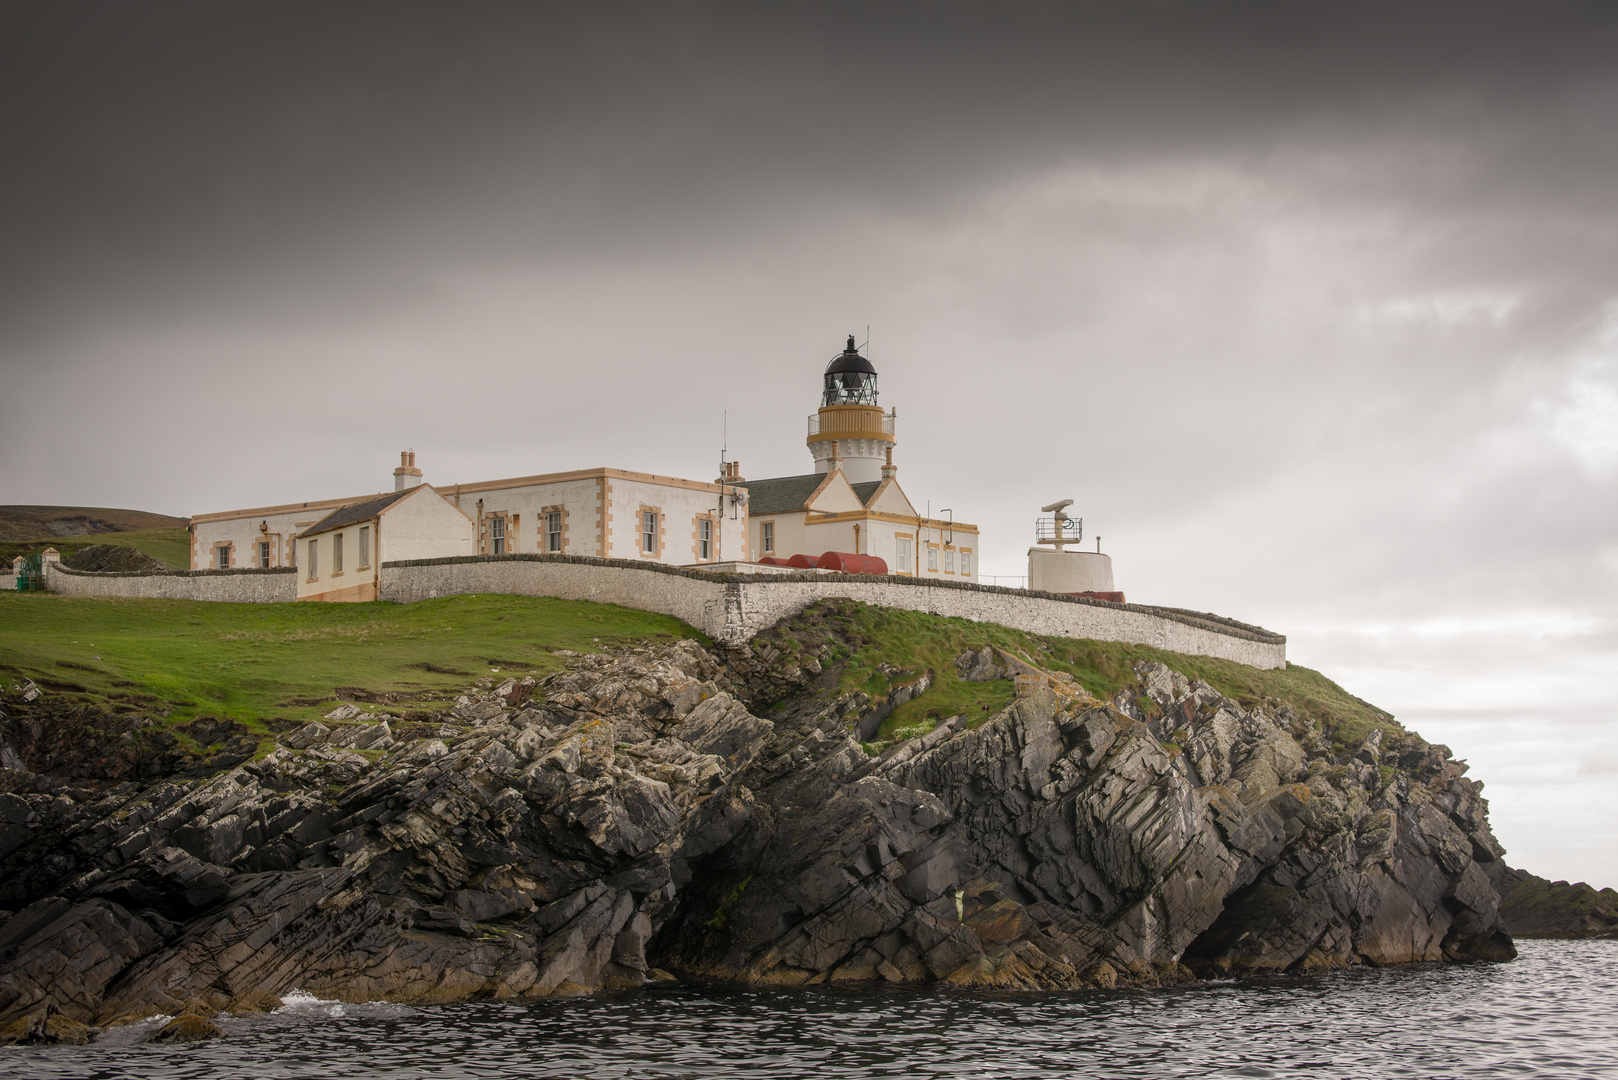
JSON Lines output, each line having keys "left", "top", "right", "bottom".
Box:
{"left": 2, "top": 0, "right": 1616, "bottom": 884}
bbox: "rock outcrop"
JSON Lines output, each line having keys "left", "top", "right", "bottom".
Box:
{"left": 0, "top": 606, "right": 1518, "bottom": 1036}
{"left": 1486, "top": 863, "right": 1618, "bottom": 938}
{"left": 59, "top": 544, "right": 168, "bottom": 574}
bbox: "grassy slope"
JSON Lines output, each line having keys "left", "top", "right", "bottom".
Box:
{"left": 2, "top": 591, "right": 1396, "bottom": 760}
{"left": 1, "top": 528, "right": 193, "bottom": 571}
{"left": 0, "top": 592, "right": 701, "bottom": 736}
{"left": 817, "top": 603, "right": 1396, "bottom": 750}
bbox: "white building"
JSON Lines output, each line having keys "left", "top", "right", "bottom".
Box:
{"left": 738, "top": 337, "right": 979, "bottom": 581}
{"left": 189, "top": 454, "right": 747, "bottom": 576}
{"left": 296, "top": 484, "right": 474, "bottom": 602}
{"left": 1026, "top": 498, "right": 1119, "bottom": 600}
{"left": 187, "top": 336, "right": 980, "bottom": 588}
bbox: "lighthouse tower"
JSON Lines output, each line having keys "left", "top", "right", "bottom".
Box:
{"left": 808, "top": 336, "right": 897, "bottom": 484}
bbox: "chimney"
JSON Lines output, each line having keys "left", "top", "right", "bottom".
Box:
{"left": 715, "top": 461, "right": 745, "bottom": 485}
{"left": 881, "top": 446, "right": 896, "bottom": 480}
{"left": 394, "top": 450, "right": 424, "bottom": 491}
{"left": 828, "top": 442, "right": 843, "bottom": 473}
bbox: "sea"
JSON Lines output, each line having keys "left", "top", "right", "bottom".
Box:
{"left": 3, "top": 940, "right": 1614, "bottom": 1079}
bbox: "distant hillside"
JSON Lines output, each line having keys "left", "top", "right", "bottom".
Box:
{"left": 0, "top": 528, "right": 192, "bottom": 573}
{"left": 0, "top": 507, "right": 191, "bottom": 570}
{"left": 0, "top": 505, "right": 187, "bottom": 542}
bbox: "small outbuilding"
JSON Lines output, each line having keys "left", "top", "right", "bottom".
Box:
{"left": 296, "top": 485, "right": 474, "bottom": 602}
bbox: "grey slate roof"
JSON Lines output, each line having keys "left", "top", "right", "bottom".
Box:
{"left": 300, "top": 488, "right": 414, "bottom": 537}
{"left": 742, "top": 474, "right": 828, "bottom": 516}
{"left": 743, "top": 473, "right": 885, "bottom": 516}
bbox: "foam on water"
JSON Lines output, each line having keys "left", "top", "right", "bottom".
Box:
{"left": 271, "top": 989, "right": 347, "bottom": 1018}
{"left": 3, "top": 940, "right": 1615, "bottom": 1079}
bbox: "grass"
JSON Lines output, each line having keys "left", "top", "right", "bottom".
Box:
{"left": 0, "top": 527, "right": 192, "bottom": 571}
{"left": 810, "top": 602, "right": 1397, "bottom": 748}
{"left": 0, "top": 591, "right": 702, "bottom": 733}
{"left": 0, "top": 590, "right": 1399, "bottom": 764}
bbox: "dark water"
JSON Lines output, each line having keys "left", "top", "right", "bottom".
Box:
{"left": 4, "top": 940, "right": 1615, "bottom": 1080}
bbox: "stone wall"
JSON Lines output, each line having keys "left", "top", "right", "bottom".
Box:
{"left": 380, "top": 555, "right": 729, "bottom": 641}
{"left": 45, "top": 563, "right": 297, "bottom": 603}
{"left": 38, "top": 553, "right": 1286, "bottom": 668}
{"left": 381, "top": 555, "right": 1287, "bottom": 669}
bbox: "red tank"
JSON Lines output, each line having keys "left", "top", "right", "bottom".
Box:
{"left": 815, "top": 551, "right": 888, "bottom": 575}
{"left": 785, "top": 553, "right": 818, "bottom": 569}
{"left": 755, "top": 556, "right": 791, "bottom": 566}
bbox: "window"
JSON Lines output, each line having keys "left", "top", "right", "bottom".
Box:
{"left": 761, "top": 520, "right": 774, "bottom": 553}
{"left": 945, "top": 549, "right": 955, "bottom": 574}
{"left": 358, "top": 526, "right": 370, "bottom": 568}
{"left": 643, "top": 511, "right": 658, "bottom": 554}
{"left": 333, "top": 532, "right": 344, "bottom": 573}
{"left": 927, "top": 545, "right": 938, "bottom": 572}
{"left": 258, "top": 541, "right": 271, "bottom": 568}
{"left": 699, "top": 518, "right": 713, "bottom": 560}
{"left": 307, "top": 539, "right": 318, "bottom": 579}
{"left": 961, "top": 550, "right": 972, "bottom": 577}
{"left": 490, "top": 516, "right": 505, "bottom": 555}
{"left": 896, "top": 537, "right": 913, "bottom": 573}
{"left": 546, "top": 511, "right": 562, "bottom": 553}
{"left": 216, "top": 546, "right": 230, "bottom": 570}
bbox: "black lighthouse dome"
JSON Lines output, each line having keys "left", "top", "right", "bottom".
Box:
{"left": 822, "top": 335, "right": 879, "bottom": 407}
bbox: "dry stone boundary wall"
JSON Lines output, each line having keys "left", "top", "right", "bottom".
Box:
{"left": 45, "top": 563, "right": 296, "bottom": 603}
{"left": 381, "top": 555, "right": 1288, "bottom": 669}
{"left": 38, "top": 555, "right": 1286, "bottom": 668}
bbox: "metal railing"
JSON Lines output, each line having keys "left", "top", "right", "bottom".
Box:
{"left": 1034, "top": 516, "right": 1082, "bottom": 543}
{"left": 981, "top": 575, "right": 1028, "bottom": 588}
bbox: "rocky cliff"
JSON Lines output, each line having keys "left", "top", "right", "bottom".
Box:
{"left": 0, "top": 601, "right": 1518, "bottom": 1042}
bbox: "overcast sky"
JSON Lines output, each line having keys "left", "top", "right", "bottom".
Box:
{"left": 2, "top": 1, "right": 1614, "bottom": 885}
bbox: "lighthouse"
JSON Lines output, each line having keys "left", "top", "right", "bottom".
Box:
{"left": 807, "top": 336, "right": 898, "bottom": 484}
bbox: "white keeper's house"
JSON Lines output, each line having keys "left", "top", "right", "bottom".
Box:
{"left": 187, "top": 336, "right": 978, "bottom": 597}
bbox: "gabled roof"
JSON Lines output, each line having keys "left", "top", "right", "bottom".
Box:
{"left": 742, "top": 474, "right": 829, "bottom": 516}
{"left": 300, "top": 488, "right": 415, "bottom": 537}
{"left": 745, "top": 473, "right": 898, "bottom": 515}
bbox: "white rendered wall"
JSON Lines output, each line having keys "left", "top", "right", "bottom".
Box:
{"left": 804, "top": 473, "right": 865, "bottom": 514}
{"left": 750, "top": 513, "right": 807, "bottom": 561}
{"left": 606, "top": 476, "right": 745, "bottom": 564}
{"left": 804, "top": 518, "right": 858, "bottom": 558}
{"left": 296, "top": 526, "right": 378, "bottom": 601}
{"left": 1028, "top": 548, "right": 1116, "bottom": 593}
{"left": 378, "top": 488, "right": 476, "bottom": 564}
{"left": 810, "top": 438, "right": 888, "bottom": 483}
{"left": 446, "top": 477, "right": 601, "bottom": 556}
{"left": 190, "top": 502, "right": 356, "bottom": 570}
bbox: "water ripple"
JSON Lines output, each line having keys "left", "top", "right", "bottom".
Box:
{"left": 3, "top": 940, "right": 1615, "bottom": 1080}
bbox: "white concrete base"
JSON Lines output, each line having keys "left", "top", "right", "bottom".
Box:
{"left": 1028, "top": 547, "right": 1115, "bottom": 594}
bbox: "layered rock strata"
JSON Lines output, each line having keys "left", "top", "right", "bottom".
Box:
{"left": 0, "top": 615, "right": 1516, "bottom": 1037}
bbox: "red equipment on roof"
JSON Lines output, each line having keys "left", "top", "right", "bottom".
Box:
{"left": 816, "top": 551, "right": 888, "bottom": 575}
